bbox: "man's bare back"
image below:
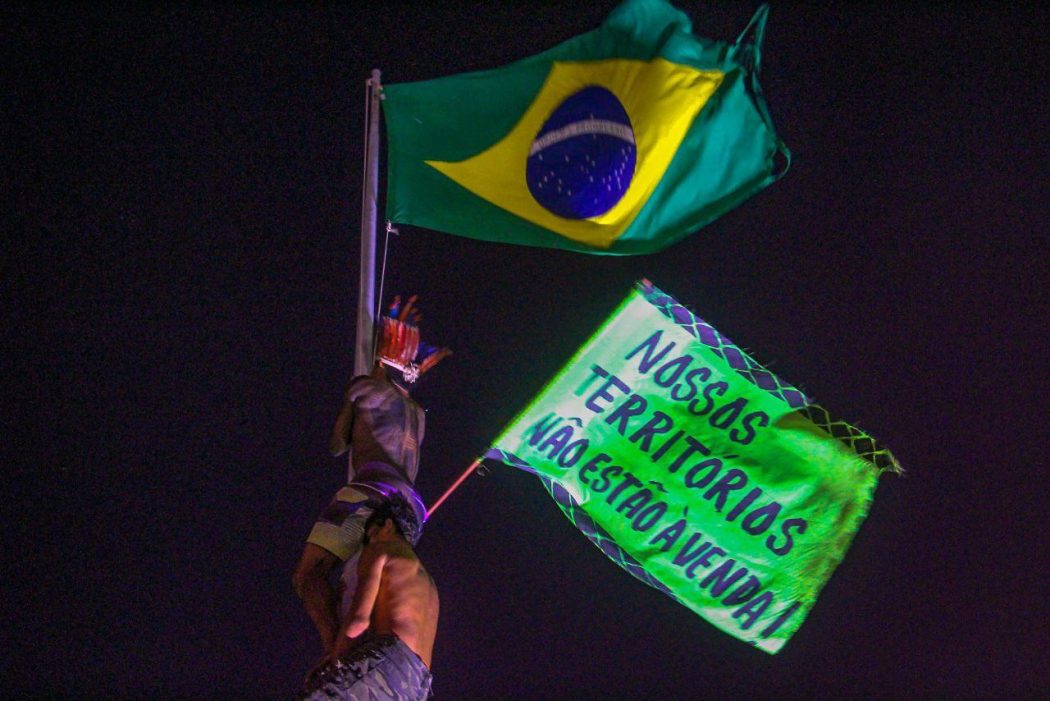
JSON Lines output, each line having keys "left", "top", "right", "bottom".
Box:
{"left": 299, "top": 511, "right": 438, "bottom": 700}
{"left": 339, "top": 519, "right": 439, "bottom": 668}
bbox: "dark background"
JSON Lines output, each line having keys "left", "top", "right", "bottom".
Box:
{"left": 4, "top": 1, "right": 1046, "bottom": 698}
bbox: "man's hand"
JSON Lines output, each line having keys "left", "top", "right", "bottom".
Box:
{"left": 332, "top": 625, "right": 356, "bottom": 659}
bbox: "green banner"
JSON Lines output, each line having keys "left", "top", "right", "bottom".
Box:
{"left": 486, "top": 281, "right": 899, "bottom": 653}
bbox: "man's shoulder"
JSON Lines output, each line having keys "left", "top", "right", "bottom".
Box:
{"left": 347, "top": 374, "right": 388, "bottom": 400}
{"left": 371, "top": 538, "right": 418, "bottom": 564}
{"left": 351, "top": 373, "right": 412, "bottom": 397}
{"left": 347, "top": 374, "right": 374, "bottom": 390}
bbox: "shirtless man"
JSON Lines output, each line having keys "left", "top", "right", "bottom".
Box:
{"left": 293, "top": 295, "right": 449, "bottom": 654}
{"left": 292, "top": 361, "right": 426, "bottom": 654}
{"left": 299, "top": 505, "right": 439, "bottom": 701}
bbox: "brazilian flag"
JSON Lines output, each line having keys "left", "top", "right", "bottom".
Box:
{"left": 383, "top": 0, "right": 789, "bottom": 255}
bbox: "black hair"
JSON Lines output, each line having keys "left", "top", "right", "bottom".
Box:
{"left": 363, "top": 503, "right": 406, "bottom": 540}
{"left": 364, "top": 505, "right": 392, "bottom": 534}
{"left": 362, "top": 495, "right": 424, "bottom": 546}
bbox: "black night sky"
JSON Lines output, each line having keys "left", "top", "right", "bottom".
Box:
{"left": 4, "top": 2, "right": 1046, "bottom": 698}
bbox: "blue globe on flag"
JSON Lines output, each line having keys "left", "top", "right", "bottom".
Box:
{"left": 526, "top": 86, "right": 637, "bottom": 220}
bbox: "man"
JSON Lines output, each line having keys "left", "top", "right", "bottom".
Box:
{"left": 293, "top": 295, "right": 449, "bottom": 654}
{"left": 299, "top": 504, "right": 439, "bottom": 701}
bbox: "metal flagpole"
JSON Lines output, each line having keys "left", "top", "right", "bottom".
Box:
{"left": 350, "top": 71, "right": 486, "bottom": 517}
{"left": 351, "top": 68, "right": 382, "bottom": 481}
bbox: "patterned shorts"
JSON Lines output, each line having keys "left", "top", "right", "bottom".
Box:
{"left": 299, "top": 634, "right": 433, "bottom": 701}
{"left": 306, "top": 466, "right": 427, "bottom": 562}
{"left": 306, "top": 485, "right": 375, "bottom": 563}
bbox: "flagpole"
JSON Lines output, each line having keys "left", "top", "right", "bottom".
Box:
{"left": 352, "top": 68, "right": 382, "bottom": 481}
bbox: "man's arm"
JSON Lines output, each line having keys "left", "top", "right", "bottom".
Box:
{"left": 292, "top": 543, "right": 343, "bottom": 653}
{"left": 330, "top": 375, "right": 372, "bottom": 457}
{"left": 343, "top": 549, "right": 386, "bottom": 640}
{"left": 329, "top": 392, "right": 354, "bottom": 458}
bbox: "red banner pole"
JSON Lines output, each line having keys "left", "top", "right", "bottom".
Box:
{"left": 427, "top": 458, "right": 485, "bottom": 517}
